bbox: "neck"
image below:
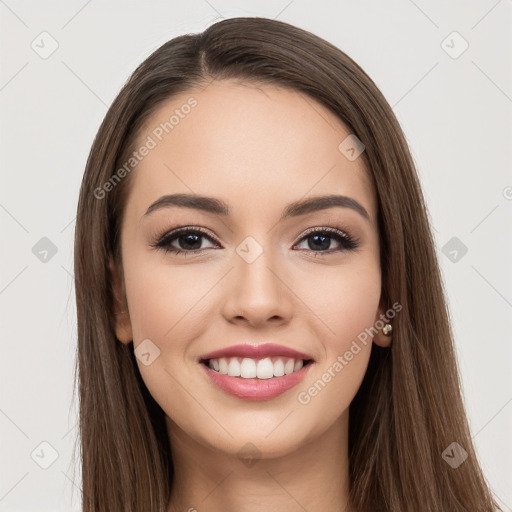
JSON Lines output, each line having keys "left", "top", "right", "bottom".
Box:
{"left": 166, "top": 410, "right": 352, "bottom": 512}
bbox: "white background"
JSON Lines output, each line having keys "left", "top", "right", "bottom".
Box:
{"left": 1, "top": 1, "right": 511, "bottom": 510}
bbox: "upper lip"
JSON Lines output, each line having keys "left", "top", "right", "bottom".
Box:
{"left": 200, "top": 343, "right": 314, "bottom": 362}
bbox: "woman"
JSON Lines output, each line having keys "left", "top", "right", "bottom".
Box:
{"left": 73, "top": 16, "right": 500, "bottom": 511}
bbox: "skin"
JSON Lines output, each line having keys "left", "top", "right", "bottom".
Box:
{"left": 110, "top": 80, "right": 392, "bottom": 512}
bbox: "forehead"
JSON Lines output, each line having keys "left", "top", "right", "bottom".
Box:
{"left": 126, "top": 80, "right": 376, "bottom": 223}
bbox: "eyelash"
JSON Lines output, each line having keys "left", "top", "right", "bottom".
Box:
{"left": 150, "top": 225, "right": 360, "bottom": 257}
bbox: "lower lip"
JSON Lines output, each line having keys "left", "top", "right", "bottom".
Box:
{"left": 201, "top": 362, "right": 313, "bottom": 400}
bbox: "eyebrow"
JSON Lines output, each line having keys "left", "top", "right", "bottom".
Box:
{"left": 143, "top": 193, "right": 371, "bottom": 222}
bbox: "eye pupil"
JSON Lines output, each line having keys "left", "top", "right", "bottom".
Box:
{"left": 179, "top": 234, "right": 202, "bottom": 250}
{"left": 309, "top": 234, "right": 330, "bottom": 251}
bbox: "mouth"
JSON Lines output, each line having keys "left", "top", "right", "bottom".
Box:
{"left": 199, "top": 355, "right": 315, "bottom": 401}
{"left": 198, "top": 343, "right": 315, "bottom": 400}
{"left": 200, "top": 356, "right": 314, "bottom": 379}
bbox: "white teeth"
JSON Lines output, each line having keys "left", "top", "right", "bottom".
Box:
{"left": 256, "top": 358, "right": 274, "bottom": 379}
{"left": 284, "top": 358, "right": 295, "bottom": 375}
{"left": 208, "top": 356, "right": 308, "bottom": 379}
{"left": 218, "top": 357, "right": 228, "bottom": 374}
{"left": 273, "top": 359, "right": 285, "bottom": 377}
{"left": 227, "top": 358, "right": 241, "bottom": 377}
{"left": 240, "top": 358, "right": 257, "bottom": 378}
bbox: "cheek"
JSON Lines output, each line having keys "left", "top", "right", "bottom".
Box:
{"left": 295, "top": 341, "right": 371, "bottom": 438}
{"left": 123, "top": 251, "right": 213, "bottom": 344}
{"left": 121, "top": 252, "right": 216, "bottom": 417}
{"left": 292, "top": 265, "right": 380, "bottom": 413}
{"left": 300, "top": 263, "right": 381, "bottom": 351}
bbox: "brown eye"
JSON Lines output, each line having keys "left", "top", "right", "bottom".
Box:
{"left": 294, "top": 227, "right": 360, "bottom": 254}
{"left": 152, "top": 227, "right": 218, "bottom": 256}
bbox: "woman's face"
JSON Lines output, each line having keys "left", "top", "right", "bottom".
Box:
{"left": 112, "top": 80, "right": 389, "bottom": 459}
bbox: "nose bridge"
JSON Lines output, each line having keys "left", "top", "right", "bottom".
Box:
{"left": 223, "top": 235, "right": 290, "bottom": 323}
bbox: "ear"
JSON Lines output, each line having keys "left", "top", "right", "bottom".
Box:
{"left": 109, "top": 256, "right": 133, "bottom": 344}
{"left": 372, "top": 303, "right": 393, "bottom": 348}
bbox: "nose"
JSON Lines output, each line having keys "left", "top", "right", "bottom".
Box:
{"left": 222, "top": 247, "right": 293, "bottom": 328}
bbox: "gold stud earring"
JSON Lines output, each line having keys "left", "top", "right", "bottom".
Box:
{"left": 382, "top": 323, "right": 393, "bottom": 336}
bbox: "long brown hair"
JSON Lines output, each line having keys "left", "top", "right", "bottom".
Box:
{"left": 73, "top": 16, "right": 500, "bottom": 511}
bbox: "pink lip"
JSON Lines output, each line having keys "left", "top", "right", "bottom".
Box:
{"left": 200, "top": 361, "right": 313, "bottom": 400}
{"left": 199, "top": 343, "right": 314, "bottom": 362}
